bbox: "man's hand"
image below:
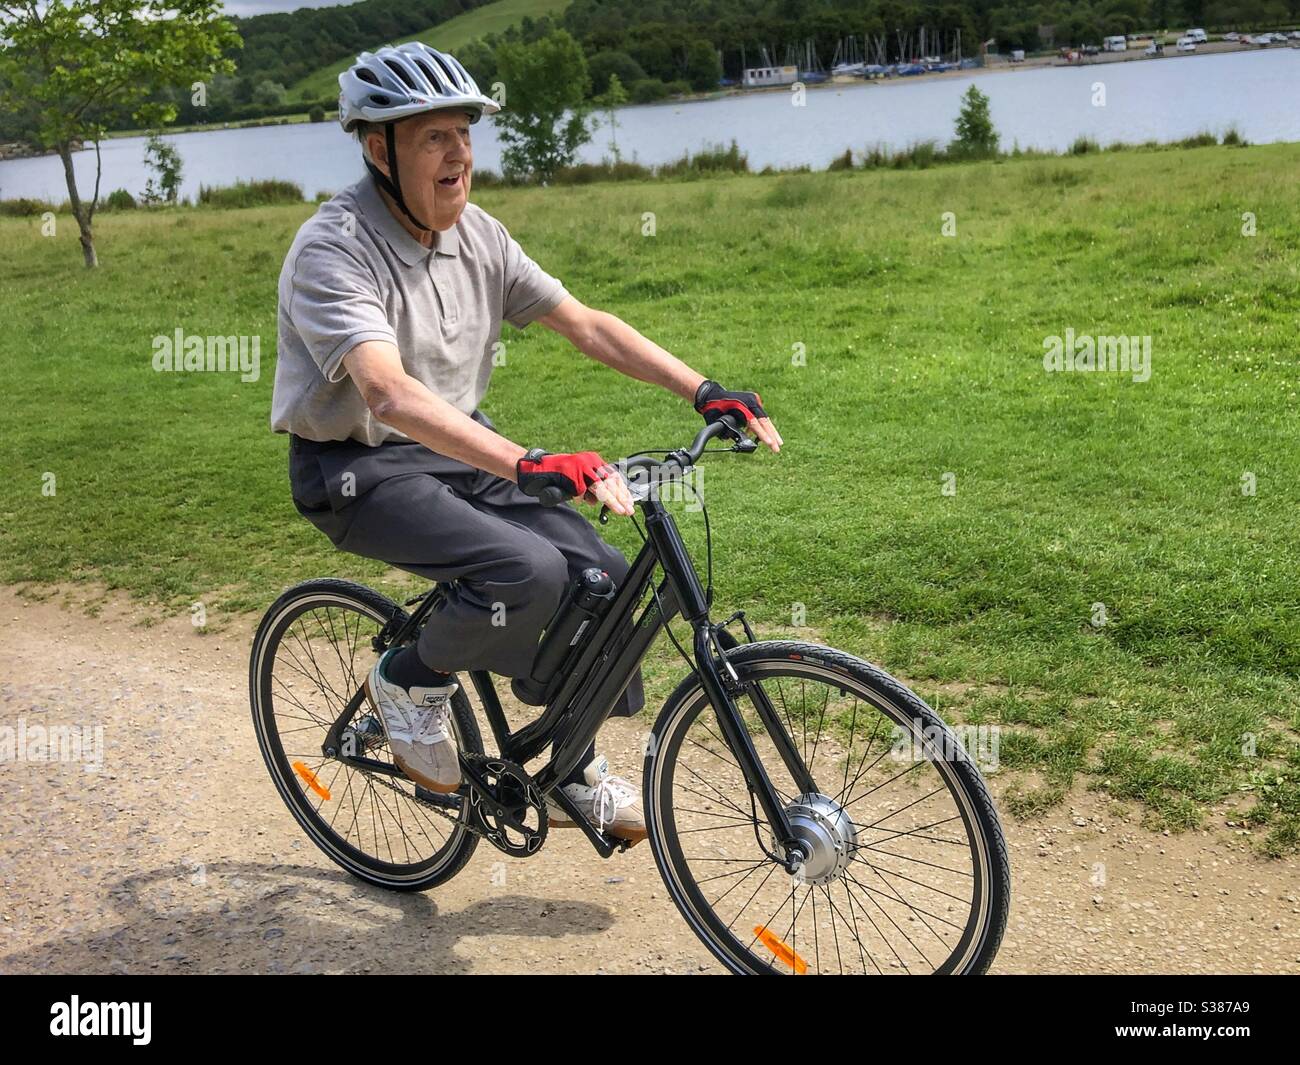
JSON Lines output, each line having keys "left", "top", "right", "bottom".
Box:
{"left": 694, "top": 380, "right": 783, "bottom": 454}
{"left": 516, "top": 449, "right": 635, "bottom": 516}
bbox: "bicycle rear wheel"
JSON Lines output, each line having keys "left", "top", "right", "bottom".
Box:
{"left": 250, "top": 578, "right": 482, "bottom": 891}
{"left": 645, "top": 641, "right": 1009, "bottom": 974}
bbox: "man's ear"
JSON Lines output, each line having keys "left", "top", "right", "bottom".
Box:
{"left": 364, "top": 130, "right": 390, "bottom": 178}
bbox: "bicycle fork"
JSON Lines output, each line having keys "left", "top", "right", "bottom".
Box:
{"left": 643, "top": 504, "right": 811, "bottom": 874}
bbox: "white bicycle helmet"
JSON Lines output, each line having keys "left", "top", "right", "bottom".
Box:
{"left": 339, "top": 42, "right": 499, "bottom": 231}
{"left": 338, "top": 41, "right": 499, "bottom": 131}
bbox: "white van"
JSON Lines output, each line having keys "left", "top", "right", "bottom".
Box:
{"left": 1185, "top": 28, "right": 1208, "bottom": 43}
{"left": 1103, "top": 35, "right": 1127, "bottom": 51}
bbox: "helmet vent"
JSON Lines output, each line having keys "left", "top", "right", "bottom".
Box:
{"left": 355, "top": 68, "right": 380, "bottom": 86}
{"left": 383, "top": 58, "right": 418, "bottom": 90}
{"left": 369, "top": 93, "right": 391, "bottom": 106}
{"left": 429, "top": 53, "right": 461, "bottom": 89}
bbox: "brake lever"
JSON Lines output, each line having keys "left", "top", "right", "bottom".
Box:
{"left": 600, "top": 480, "right": 651, "bottom": 524}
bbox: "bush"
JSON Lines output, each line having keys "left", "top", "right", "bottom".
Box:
{"left": 764, "top": 176, "right": 816, "bottom": 207}
{"left": 1069, "top": 136, "right": 1101, "bottom": 155}
{"left": 857, "top": 141, "right": 943, "bottom": 169}
{"left": 629, "top": 78, "right": 669, "bottom": 103}
{"left": 470, "top": 168, "right": 508, "bottom": 188}
{"left": 1177, "top": 131, "right": 1218, "bottom": 148}
{"left": 657, "top": 140, "right": 748, "bottom": 178}
{"left": 665, "top": 79, "right": 692, "bottom": 96}
{"left": 553, "top": 159, "right": 653, "bottom": 184}
{"left": 198, "top": 179, "right": 304, "bottom": 208}
{"left": 587, "top": 50, "right": 646, "bottom": 96}
{"left": 104, "top": 188, "right": 138, "bottom": 211}
{"left": 308, "top": 104, "right": 325, "bottom": 124}
{"left": 1025, "top": 165, "right": 1085, "bottom": 188}
{"left": 827, "top": 148, "right": 855, "bottom": 171}
{"left": 0, "top": 197, "right": 55, "bottom": 217}
{"left": 1221, "top": 126, "right": 1248, "bottom": 147}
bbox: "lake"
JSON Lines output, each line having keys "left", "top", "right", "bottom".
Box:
{"left": 2, "top": 47, "right": 1297, "bottom": 203}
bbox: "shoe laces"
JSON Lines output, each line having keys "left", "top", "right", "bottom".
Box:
{"left": 590, "top": 773, "right": 635, "bottom": 834}
{"left": 410, "top": 696, "right": 452, "bottom": 745}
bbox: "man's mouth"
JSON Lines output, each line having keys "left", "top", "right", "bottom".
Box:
{"left": 438, "top": 172, "right": 463, "bottom": 188}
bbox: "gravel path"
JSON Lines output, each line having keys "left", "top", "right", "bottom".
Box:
{"left": 1, "top": 585, "right": 1295, "bottom": 974}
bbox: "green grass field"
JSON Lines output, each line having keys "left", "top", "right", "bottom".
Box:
{"left": 289, "top": 0, "right": 570, "bottom": 102}
{"left": 2, "top": 144, "right": 1298, "bottom": 850}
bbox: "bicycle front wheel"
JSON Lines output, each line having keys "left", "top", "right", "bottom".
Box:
{"left": 645, "top": 641, "right": 1009, "bottom": 974}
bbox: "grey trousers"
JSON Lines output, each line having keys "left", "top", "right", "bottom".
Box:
{"left": 286, "top": 410, "right": 645, "bottom": 717}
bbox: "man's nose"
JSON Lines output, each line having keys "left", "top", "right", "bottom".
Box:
{"left": 446, "top": 131, "right": 471, "bottom": 160}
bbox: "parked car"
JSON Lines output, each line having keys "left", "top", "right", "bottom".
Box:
{"left": 1176, "top": 36, "right": 1197, "bottom": 52}
{"left": 1143, "top": 41, "right": 1163, "bottom": 56}
{"left": 1185, "top": 28, "right": 1208, "bottom": 43}
{"left": 1223, "top": 32, "right": 1240, "bottom": 41}
{"left": 1081, "top": 43, "right": 1100, "bottom": 55}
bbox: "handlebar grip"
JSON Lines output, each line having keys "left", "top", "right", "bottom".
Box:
{"left": 537, "top": 485, "right": 567, "bottom": 507}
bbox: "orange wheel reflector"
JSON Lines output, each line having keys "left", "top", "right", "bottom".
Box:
{"left": 292, "top": 761, "right": 331, "bottom": 801}
{"left": 753, "top": 925, "right": 808, "bottom": 974}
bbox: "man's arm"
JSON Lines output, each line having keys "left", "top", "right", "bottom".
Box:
{"left": 536, "top": 296, "right": 783, "bottom": 453}
{"left": 536, "top": 295, "right": 705, "bottom": 401}
{"left": 342, "top": 340, "right": 634, "bottom": 513}
{"left": 344, "top": 340, "right": 526, "bottom": 479}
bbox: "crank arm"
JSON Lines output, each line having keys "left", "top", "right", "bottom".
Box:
{"left": 457, "top": 756, "right": 536, "bottom": 837}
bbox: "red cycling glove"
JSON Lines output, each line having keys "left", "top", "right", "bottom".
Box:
{"left": 516, "top": 448, "right": 612, "bottom": 501}
{"left": 693, "top": 379, "right": 767, "bottom": 428}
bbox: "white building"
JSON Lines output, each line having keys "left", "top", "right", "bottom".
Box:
{"left": 742, "top": 65, "right": 798, "bottom": 87}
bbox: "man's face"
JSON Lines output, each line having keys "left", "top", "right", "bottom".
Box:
{"left": 367, "top": 109, "right": 474, "bottom": 232}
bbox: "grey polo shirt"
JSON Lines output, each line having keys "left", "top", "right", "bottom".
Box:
{"left": 270, "top": 174, "right": 569, "bottom": 445}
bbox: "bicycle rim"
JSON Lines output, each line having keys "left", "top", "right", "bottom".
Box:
{"left": 251, "top": 586, "right": 477, "bottom": 887}
{"left": 647, "top": 651, "right": 1007, "bottom": 974}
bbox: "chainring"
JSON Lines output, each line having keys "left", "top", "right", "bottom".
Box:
{"left": 463, "top": 755, "right": 549, "bottom": 857}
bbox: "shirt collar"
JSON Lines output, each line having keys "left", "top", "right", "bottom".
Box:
{"left": 355, "top": 173, "right": 460, "bottom": 265}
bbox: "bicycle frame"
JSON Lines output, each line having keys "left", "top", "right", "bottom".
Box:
{"left": 324, "top": 485, "right": 809, "bottom": 867}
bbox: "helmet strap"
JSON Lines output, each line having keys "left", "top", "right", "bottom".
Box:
{"left": 363, "top": 122, "right": 432, "bottom": 233}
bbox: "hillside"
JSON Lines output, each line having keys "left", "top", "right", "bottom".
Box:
{"left": 289, "top": 0, "right": 570, "bottom": 103}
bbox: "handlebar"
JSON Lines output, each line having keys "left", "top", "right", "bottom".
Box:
{"left": 534, "top": 412, "right": 752, "bottom": 508}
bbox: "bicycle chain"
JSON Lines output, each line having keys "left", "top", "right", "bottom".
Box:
{"left": 359, "top": 754, "right": 547, "bottom": 852}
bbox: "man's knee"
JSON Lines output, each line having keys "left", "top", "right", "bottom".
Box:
{"left": 596, "top": 542, "right": 632, "bottom": 586}
{"left": 496, "top": 540, "right": 570, "bottom": 616}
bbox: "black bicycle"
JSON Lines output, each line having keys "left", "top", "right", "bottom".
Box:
{"left": 250, "top": 412, "right": 1010, "bottom": 974}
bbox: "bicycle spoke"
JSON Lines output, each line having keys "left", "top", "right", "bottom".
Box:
{"left": 657, "top": 660, "right": 993, "bottom": 975}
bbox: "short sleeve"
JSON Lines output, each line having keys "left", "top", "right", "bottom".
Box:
{"left": 499, "top": 225, "right": 569, "bottom": 330}
{"left": 287, "top": 241, "right": 398, "bottom": 382}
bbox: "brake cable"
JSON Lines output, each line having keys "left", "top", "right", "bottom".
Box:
{"left": 624, "top": 443, "right": 738, "bottom": 681}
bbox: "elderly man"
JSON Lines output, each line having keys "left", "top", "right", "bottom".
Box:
{"left": 270, "top": 42, "right": 781, "bottom": 844}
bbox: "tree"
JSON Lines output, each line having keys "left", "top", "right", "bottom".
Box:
{"left": 253, "top": 79, "right": 287, "bottom": 107}
{"left": 683, "top": 38, "right": 722, "bottom": 91}
{"left": 141, "top": 134, "right": 183, "bottom": 205}
{"left": 951, "top": 83, "right": 999, "bottom": 158}
{"left": 596, "top": 72, "right": 629, "bottom": 163}
{"left": 587, "top": 49, "right": 645, "bottom": 96}
{"left": 0, "top": 1, "right": 238, "bottom": 267}
{"left": 494, "top": 30, "right": 593, "bottom": 183}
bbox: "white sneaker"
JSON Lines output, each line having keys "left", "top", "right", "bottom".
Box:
{"left": 546, "top": 755, "right": 646, "bottom": 844}
{"left": 364, "top": 649, "right": 461, "bottom": 793}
